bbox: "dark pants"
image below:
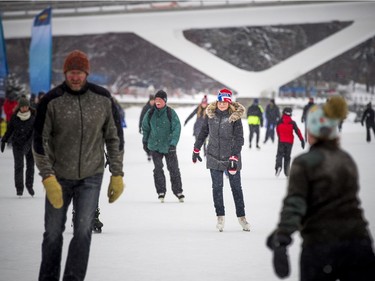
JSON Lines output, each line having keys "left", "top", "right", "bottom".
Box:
{"left": 209, "top": 169, "right": 245, "bottom": 217}
{"left": 275, "top": 142, "right": 293, "bottom": 176}
{"left": 300, "top": 238, "right": 375, "bottom": 281}
{"left": 249, "top": 124, "right": 260, "bottom": 146}
{"left": 151, "top": 151, "right": 183, "bottom": 196}
{"left": 365, "top": 123, "right": 375, "bottom": 142}
{"left": 39, "top": 173, "right": 103, "bottom": 281}
{"left": 264, "top": 122, "right": 276, "bottom": 143}
{"left": 12, "top": 144, "right": 34, "bottom": 194}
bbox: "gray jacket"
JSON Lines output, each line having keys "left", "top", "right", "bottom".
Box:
{"left": 33, "top": 82, "right": 124, "bottom": 180}
{"left": 195, "top": 101, "right": 245, "bottom": 171}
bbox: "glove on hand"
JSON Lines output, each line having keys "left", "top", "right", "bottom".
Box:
{"left": 1, "top": 141, "right": 5, "bottom": 153}
{"left": 228, "top": 156, "right": 238, "bottom": 175}
{"left": 361, "top": 122, "right": 364, "bottom": 127}
{"left": 139, "top": 127, "right": 142, "bottom": 134}
{"left": 169, "top": 145, "right": 176, "bottom": 154}
{"left": 192, "top": 148, "right": 202, "bottom": 163}
{"left": 108, "top": 175, "right": 124, "bottom": 203}
{"left": 266, "top": 231, "right": 292, "bottom": 279}
{"left": 43, "top": 176, "right": 63, "bottom": 209}
{"left": 184, "top": 120, "right": 188, "bottom": 126}
{"left": 301, "top": 140, "right": 305, "bottom": 149}
{"left": 143, "top": 142, "right": 150, "bottom": 154}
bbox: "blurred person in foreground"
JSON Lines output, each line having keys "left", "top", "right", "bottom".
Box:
{"left": 267, "top": 96, "right": 375, "bottom": 280}
{"left": 33, "top": 50, "right": 125, "bottom": 281}
{"left": 192, "top": 88, "right": 250, "bottom": 232}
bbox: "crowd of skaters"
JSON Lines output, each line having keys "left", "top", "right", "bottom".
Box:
{"left": 0, "top": 49, "right": 375, "bottom": 280}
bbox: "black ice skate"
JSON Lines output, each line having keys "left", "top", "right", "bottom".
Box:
{"left": 92, "top": 208, "right": 104, "bottom": 233}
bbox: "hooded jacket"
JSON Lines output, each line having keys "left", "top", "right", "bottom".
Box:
{"left": 142, "top": 105, "right": 181, "bottom": 154}
{"left": 276, "top": 114, "right": 304, "bottom": 144}
{"left": 195, "top": 101, "right": 245, "bottom": 171}
{"left": 33, "top": 82, "right": 124, "bottom": 180}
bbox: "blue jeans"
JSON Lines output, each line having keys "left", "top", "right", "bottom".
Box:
{"left": 209, "top": 169, "right": 245, "bottom": 217}
{"left": 39, "top": 173, "right": 103, "bottom": 281}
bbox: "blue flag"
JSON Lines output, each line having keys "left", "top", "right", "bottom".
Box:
{"left": 29, "top": 7, "right": 52, "bottom": 94}
{"left": 0, "top": 15, "right": 8, "bottom": 98}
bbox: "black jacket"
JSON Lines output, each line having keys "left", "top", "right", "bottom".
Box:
{"left": 276, "top": 140, "right": 370, "bottom": 246}
{"left": 2, "top": 107, "right": 35, "bottom": 148}
{"left": 195, "top": 102, "right": 245, "bottom": 171}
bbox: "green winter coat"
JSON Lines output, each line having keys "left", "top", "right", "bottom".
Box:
{"left": 142, "top": 106, "right": 181, "bottom": 154}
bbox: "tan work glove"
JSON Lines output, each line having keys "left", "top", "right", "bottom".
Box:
{"left": 108, "top": 175, "right": 124, "bottom": 203}
{"left": 43, "top": 175, "right": 63, "bottom": 209}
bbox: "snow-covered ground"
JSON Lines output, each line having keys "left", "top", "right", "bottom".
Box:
{"left": 0, "top": 105, "right": 374, "bottom": 281}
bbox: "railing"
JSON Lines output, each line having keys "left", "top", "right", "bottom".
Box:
{"left": 1, "top": 1, "right": 295, "bottom": 20}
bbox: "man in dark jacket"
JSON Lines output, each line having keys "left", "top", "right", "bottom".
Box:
{"left": 1, "top": 97, "right": 35, "bottom": 196}
{"left": 361, "top": 102, "right": 375, "bottom": 142}
{"left": 142, "top": 90, "right": 184, "bottom": 203}
{"left": 264, "top": 99, "right": 280, "bottom": 144}
{"left": 247, "top": 98, "right": 264, "bottom": 149}
{"left": 33, "top": 50, "right": 125, "bottom": 281}
{"left": 275, "top": 107, "right": 304, "bottom": 177}
{"left": 267, "top": 96, "right": 375, "bottom": 280}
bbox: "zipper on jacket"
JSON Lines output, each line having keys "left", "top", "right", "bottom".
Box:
{"left": 78, "top": 95, "right": 83, "bottom": 179}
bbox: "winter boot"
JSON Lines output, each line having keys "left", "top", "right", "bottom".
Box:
{"left": 238, "top": 216, "right": 250, "bottom": 232}
{"left": 177, "top": 193, "right": 185, "bottom": 203}
{"left": 26, "top": 187, "right": 35, "bottom": 196}
{"left": 158, "top": 193, "right": 165, "bottom": 203}
{"left": 216, "top": 216, "right": 225, "bottom": 232}
{"left": 92, "top": 208, "right": 104, "bottom": 233}
{"left": 275, "top": 167, "right": 282, "bottom": 177}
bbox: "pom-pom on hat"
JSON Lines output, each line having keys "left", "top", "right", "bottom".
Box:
{"left": 155, "top": 90, "right": 167, "bottom": 103}
{"left": 201, "top": 95, "right": 208, "bottom": 104}
{"left": 63, "top": 50, "right": 90, "bottom": 74}
{"left": 307, "top": 96, "right": 347, "bottom": 140}
{"left": 217, "top": 88, "right": 232, "bottom": 104}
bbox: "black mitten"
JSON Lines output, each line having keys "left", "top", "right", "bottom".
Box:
{"left": 192, "top": 148, "right": 202, "bottom": 163}
{"left": 0, "top": 141, "right": 5, "bottom": 153}
{"left": 266, "top": 231, "right": 292, "bottom": 279}
{"left": 169, "top": 145, "right": 176, "bottom": 154}
{"left": 143, "top": 142, "right": 150, "bottom": 154}
{"left": 228, "top": 156, "right": 238, "bottom": 175}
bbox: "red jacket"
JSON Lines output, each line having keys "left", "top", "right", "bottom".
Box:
{"left": 276, "top": 114, "right": 304, "bottom": 144}
{"left": 3, "top": 99, "right": 18, "bottom": 122}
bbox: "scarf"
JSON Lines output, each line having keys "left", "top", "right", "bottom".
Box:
{"left": 17, "top": 110, "right": 31, "bottom": 121}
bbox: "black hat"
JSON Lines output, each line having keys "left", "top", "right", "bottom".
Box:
{"left": 283, "top": 107, "right": 292, "bottom": 116}
{"left": 155, "top": 90, "right": 167, "bottom": 103}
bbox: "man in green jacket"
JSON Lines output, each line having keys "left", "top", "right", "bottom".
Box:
{"left": 142, "top": 90, "right": 184, "bottom": 203}
{"left": 33, "top": 50, "right": 124, "bottom": 281}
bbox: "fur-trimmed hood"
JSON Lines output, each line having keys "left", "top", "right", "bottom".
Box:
{"left": 206, "top": 101, "right": 245, "bottom": 122}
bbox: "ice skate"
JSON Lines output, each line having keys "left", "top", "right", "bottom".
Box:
{"left": 275, "top": 167, "right": 282, "bottom": 177}
{"left": 216, "top": 216, "right": 225, "bottom": 232}
{"left": 177, "top": 193, "right": 185, "bottom": 203}
{"left": 256, "top": 144, "right": 261, "bottom": 149}
{"left": 92, "top": 208, "right": 103, "bottom": 233}
{"left": 26, "top": 187, "right": 35, "bottom": 197}
{"left": 238, "top": 216, "right": 250, "bottom": 232}
{"left": 158, "top": 193, "right": 165, "bottom": 203}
